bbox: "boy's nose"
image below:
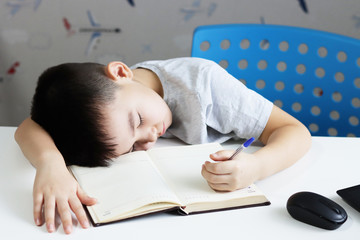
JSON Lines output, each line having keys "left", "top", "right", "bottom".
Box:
{"left": 147, "top": 126, "right": 158, "bottom": 142}
{"left": 134, "top": 126, "right": 158, "bottom": 151}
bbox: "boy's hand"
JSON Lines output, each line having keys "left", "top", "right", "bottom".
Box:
{"left": 33, "top": 162, "right": 97, "bottom": 234}
{"left": 201, "top": 150, "right": 260, "bottom": 192}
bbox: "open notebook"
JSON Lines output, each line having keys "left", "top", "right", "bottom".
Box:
{"left": 69, "top": 143, "right": 270, "bottom": 226}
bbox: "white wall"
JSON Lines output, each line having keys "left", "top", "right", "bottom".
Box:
{"left": 1, "top": 0, "right": 360, "bottom": 126}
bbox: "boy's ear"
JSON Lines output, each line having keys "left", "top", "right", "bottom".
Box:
{"left": 106, "top": 61, "right": 134, "bottom": 81}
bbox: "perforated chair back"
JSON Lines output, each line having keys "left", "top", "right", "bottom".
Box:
{"left": 191, "top": 24, "right": 360, "bottom": 137}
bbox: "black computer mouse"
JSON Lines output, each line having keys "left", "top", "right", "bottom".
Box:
{"left": 287, "top": 191, "right": 347, "bottom": 230}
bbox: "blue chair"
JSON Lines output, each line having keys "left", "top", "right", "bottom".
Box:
{"left": 191, "top": 24, "right": 360, "bottom": 137}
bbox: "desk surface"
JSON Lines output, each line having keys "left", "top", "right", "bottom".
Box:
{"left": 1, "top": 126, "right": 359, "bottom": 239}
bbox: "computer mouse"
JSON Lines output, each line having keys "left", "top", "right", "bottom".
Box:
{"left": 287, "top": 191, "right": 347, "bottom": 230}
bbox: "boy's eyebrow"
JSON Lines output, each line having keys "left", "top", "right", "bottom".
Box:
{"left": 128, "top": 112, "right": 135, "bottom": 137}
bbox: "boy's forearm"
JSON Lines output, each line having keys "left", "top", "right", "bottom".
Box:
{"left": 254, "top": 123, "right": 311, "bottom": 181}
{"left": 14, "top": 117, "right": 65, "bottom": 169}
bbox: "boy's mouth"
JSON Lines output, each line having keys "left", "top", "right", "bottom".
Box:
{"left": 161, "top": 122, "right": 166, "bottom": 136}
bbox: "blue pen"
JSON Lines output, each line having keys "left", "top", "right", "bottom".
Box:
{"left": 228, "top": 137, "right": 255, "bottom": 160}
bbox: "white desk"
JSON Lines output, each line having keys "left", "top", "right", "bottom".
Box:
{"left": 1, "top": 126, "right": 359, "bottom": 239}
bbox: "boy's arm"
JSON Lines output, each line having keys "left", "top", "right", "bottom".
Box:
{"left": 14, "top": 118, "right": 97, "bottom": 234}
{"left": 253, "top": 105, "right": 312, "bottom": 180}
{"left": 202, "top": 105, "right": 312, "bottom": 191}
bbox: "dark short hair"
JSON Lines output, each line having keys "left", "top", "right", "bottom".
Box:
{"left": 31, "top": 62, "right": 120, "bottom": 167}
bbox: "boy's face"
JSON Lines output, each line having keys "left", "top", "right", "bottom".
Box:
{"left": 103, "top": 78, "right": 172, "bottom": 156}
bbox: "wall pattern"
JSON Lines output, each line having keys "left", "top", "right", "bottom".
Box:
{"left": 1, "top": 0, "right": 360, "bottom": 126}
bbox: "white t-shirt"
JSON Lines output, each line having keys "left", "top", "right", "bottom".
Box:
{"left": 131, "top": 57, "right": 273, "bottom": 144}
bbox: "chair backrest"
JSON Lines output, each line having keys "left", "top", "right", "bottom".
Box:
{"left": 191, "top": 24, "right": 360, "bottom": 137}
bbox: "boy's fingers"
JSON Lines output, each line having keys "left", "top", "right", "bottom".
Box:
{"left": 201, "top": 165, "right": 231, "bottom": 184}
{"left": 203, "top": 161, "right": 234, "bottom": 174}
{"left": 69, "top": 197, "right": 90, "bottom": 229}
{"left": 57, "top": 200, "right": 73, "bottom": 234}
{"left": 33, "top": 193, "right": 44, "bottom": 226}
{"left": 207, "top": 182, "right": 232, "bottom": 192}
{"left": 209, "top": 150, "right": 234, "bottom": 161}
{"left": 44, "top": 196, "right": 56, "bottom": 233}
{"left": 77, "top": 187, "right": 97, "bottom": 206}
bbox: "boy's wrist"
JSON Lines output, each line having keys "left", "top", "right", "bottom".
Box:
{"left": 35, "top": 150, "right": 66, "bottom": 169}
{"left": 250, "top": 154, "right": 264, "bottom": 182}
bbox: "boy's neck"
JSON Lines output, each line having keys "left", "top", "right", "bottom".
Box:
{"left": 132, "top": 68, "right": 164, "bottom": 98}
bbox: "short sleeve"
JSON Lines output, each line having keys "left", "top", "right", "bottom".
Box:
{"left": 202, "top": 62, "right": 273, "bottom": 140}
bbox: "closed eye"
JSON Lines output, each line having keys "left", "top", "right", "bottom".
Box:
{"left": 131, "top": 113, "right": 144, "bottom": 152}
{"left": 129, "top": 113, "right": 144, "bottom": 152}
{"left": 138, "top": 113, "right": 144, "bottom": 128}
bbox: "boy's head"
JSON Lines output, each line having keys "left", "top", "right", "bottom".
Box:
{"left": 31, "top": 62, "right": 172, "bottom": 167}
{"left": 31, "top": 62, "right": 119, "bottom": 166}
